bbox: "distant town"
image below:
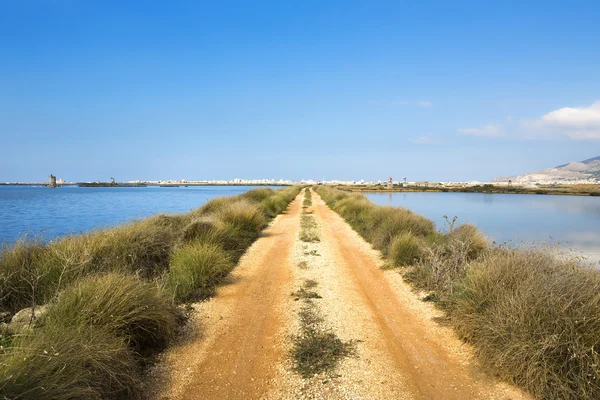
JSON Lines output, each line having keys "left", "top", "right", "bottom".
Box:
{"left": 1, "top": 175, "right": 597, "bottom": 189}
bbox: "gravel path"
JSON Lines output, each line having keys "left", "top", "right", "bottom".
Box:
{"left": 149, "top": 190, "right": 530, "bottom": 400}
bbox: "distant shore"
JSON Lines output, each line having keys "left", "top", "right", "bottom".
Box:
{"left": 0, "top": 182, "right": 292, "bottom": 187}
{"left": 342, "top": 183, "right": 600, "bottom": 197}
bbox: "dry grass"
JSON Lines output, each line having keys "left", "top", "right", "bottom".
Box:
{"left": 241, "top": 187, "right": 276, "bottom": 203}
{"left": 446, "top": 224, "right": 488, "bottom": 259}
{"left": 166, "top": 242, "right": 234, "bottom": 302}
{"left": 389, "top": 232, "right": 425, "bottom": 267}
{"left": 42, "top": 273, "right": 178, "bottom": 354}
{"left": 303, "top": 188, "right": 312, "bottom": 208}
{"left": 366, "top": 207, "right": 435, "bottom": 253}
{"left": 404, "top": 240, "right": 472, "bottom": 302}
{"left": 453, "top": 248, "right": 600, "bottom": 399}
{"left": 300, "top": 214, "right": 320, "bottom": 243}
{"left": 0, "top": 324, "right": 142, "bottom": 400}
{"left": 214, "top": 199, "right": 267, "bottom": 233}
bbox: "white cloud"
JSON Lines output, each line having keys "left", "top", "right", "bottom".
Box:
{"left": 530, "top": 101, "right": 600, "bottom": 139}
{"left": 457, "top": 124, "right": 504, "bottom": 137}
{"left": 409, "top": 136, "right": 443, "bottom": 144}
{"left": 464, "top": 101, "right": 600, "bottom": 141}
{"left": 393, "top": 100, "right": 432, "bottom": 107}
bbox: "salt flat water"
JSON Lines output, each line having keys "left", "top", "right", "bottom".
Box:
{"left": 365, "top": 191, "right": 600, "bottom": 263}
{"left": 0, "top": 185, "right": 269, "bottom": 244}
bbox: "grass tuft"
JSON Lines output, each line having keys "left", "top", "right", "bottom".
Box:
{"left": 452, "top": 248, "right": 600, "bottom": 399}
{"left": 42, "top": 273, "right": 178, "bottom": 354}
{"left": 446, "top": 224, "right": 488, "bottom": 260}
{"left": 166, "top": 242, "right": 234, "bottom": 302}
{"left": 291, "top": 305, "right": 355, "bottom": 378}
{"left": 389, "top": 232, "right": 425, "bottom": 267}
{"left": 0, "top": 324, "right": 142, "bottom": 400}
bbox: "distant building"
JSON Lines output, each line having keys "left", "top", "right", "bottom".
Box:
{"left": 49, "top": 174, "right": 57, "bottom": 187}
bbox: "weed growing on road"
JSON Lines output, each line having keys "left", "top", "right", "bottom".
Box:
{"left": 304, "top": 250, "right": 320, "bottom": 257}
{"left": 293, "top": 288, "right": 322, "bottom": 300}
{"left": 292, "top": 280, "right": 322, "bottom": 300}
{"left": 292, "top": 304, "right": 355, "bottom": 379}
{"left": 304, "top": 279, "right": 318, "bottom": 289}
{"left": 291, "top": 277, "right": 355, "bottom": 378}
{"left": 303, "top": 188, "right": 312, "bottom": 209}
{"left": 300, "top": 215, "right": 320, "bottom": 243}
{"left": 297, "top": 261, "right": 309, "bottom": 269}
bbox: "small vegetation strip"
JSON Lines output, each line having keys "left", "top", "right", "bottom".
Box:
{"left": 316, "top": 186, "right": 600, "bottom": 400}
{"left": 291, "top": 203, "right": 355, "bottom": 381}
{"left": 0, "top": 186, "right": 300, "bottom": 400}
{"left": 299, "top": 215, "right": 320, "bottom": 243}
{"left": 299, "top": 189, "right": 320, "bottom": 243}
{"left": 302, "top": 187, "right": 312, "bottom": 208}
{"left": 291, "top": 280, "right": 355, "bottom": 378}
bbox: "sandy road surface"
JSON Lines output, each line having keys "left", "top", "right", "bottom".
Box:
{"left": 306, "top": 191, "right": 528, "bottom": 400}
{"left": 148, "top": 194, "right": 302, "bottom": 400}
{"left": 150, "top": 190, "right": 529, "bottom": 400}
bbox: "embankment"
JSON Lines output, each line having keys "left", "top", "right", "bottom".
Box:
{"left": 0, "top": 186, "right": 301, "bottom": 399}
{"left": 316, "top": 186, "right": 600, "bottom": 399}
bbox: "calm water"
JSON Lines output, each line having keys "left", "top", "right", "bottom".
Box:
{"left": 0, "top": 185, "right": 269, "bottom": 244}
{"left": 365, "top": 192, "right": 600, "bottom": 263}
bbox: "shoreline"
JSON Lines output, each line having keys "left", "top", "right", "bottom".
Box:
{"left": 342, "top": 184, "right": 600, "bottom": 197}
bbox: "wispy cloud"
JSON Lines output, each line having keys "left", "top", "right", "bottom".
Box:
{"left": 457, "top": 124, "right": 504, "bottom": 137}
{"left": 393, "top": 100, "right": 432, "bottom": 107}
{"left": 409, "top": 136, "right": 443, "bottom": 144}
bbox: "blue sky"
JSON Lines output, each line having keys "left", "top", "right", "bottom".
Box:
{"left": 1, "top": 1, "right": 599, "bottom": 182}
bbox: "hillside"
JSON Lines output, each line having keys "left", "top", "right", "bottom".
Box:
{"left": 494, "top": 156, "right": 600, "bottom": 184}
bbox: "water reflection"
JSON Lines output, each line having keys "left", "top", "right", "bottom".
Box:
{"left": 366, "top": 192, "right": 600, "bottom": 263}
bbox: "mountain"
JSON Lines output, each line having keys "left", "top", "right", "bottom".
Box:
{"left": 494, "top": 157, "right": 600, "bottom": 184}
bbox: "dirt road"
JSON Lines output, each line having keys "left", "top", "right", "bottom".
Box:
{"left": 150, "top": 190, "right": 529, "bottom": 399}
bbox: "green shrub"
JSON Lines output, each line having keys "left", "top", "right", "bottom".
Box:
{"left": 0, "top": 325, "right": 142, "bottom": 400}
{"left": 333, "top": 196, "right": 375, "bottom": 233}
{"left": 182, "top": 216, "right": 227, "bottom": 244}
{"left": 144, "top": 213, "right": 188, "bottom": 232}
{"left": 446, "top": 224, "right": 488, "bottom": 259}
{"left": 241, "top": 187, "right": 275, "bottom": 203}
{"left": 195, "top": 196, "right": 239, "bottom": 215}
{"left": 452, "top": 248, "right": 600, "bottom": 399}
{"left": 404, "top": 240, "right": 472, "bottom": 300}
{"left": 389, "top": 232, "right": 424, "bottom": 267}
{"left": 0, "top": 238, "right": 52, "bottom": 314}
{"left": 260, "top": 195, "right": 288, "bottom": 218}
{"left": 43, "top": 273, "right": 177, "bottom": 353}
{"left": 47, "top": 219, "right": 178, "bottom": 279}
{"left": 215, "top": 200, "right": 267, "bottom": 234}
{"left": 368, "top": 207, "right": 435, "bottom": 254}
{"left": 166, "top": 242, "right": 233, "bottom": 302}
